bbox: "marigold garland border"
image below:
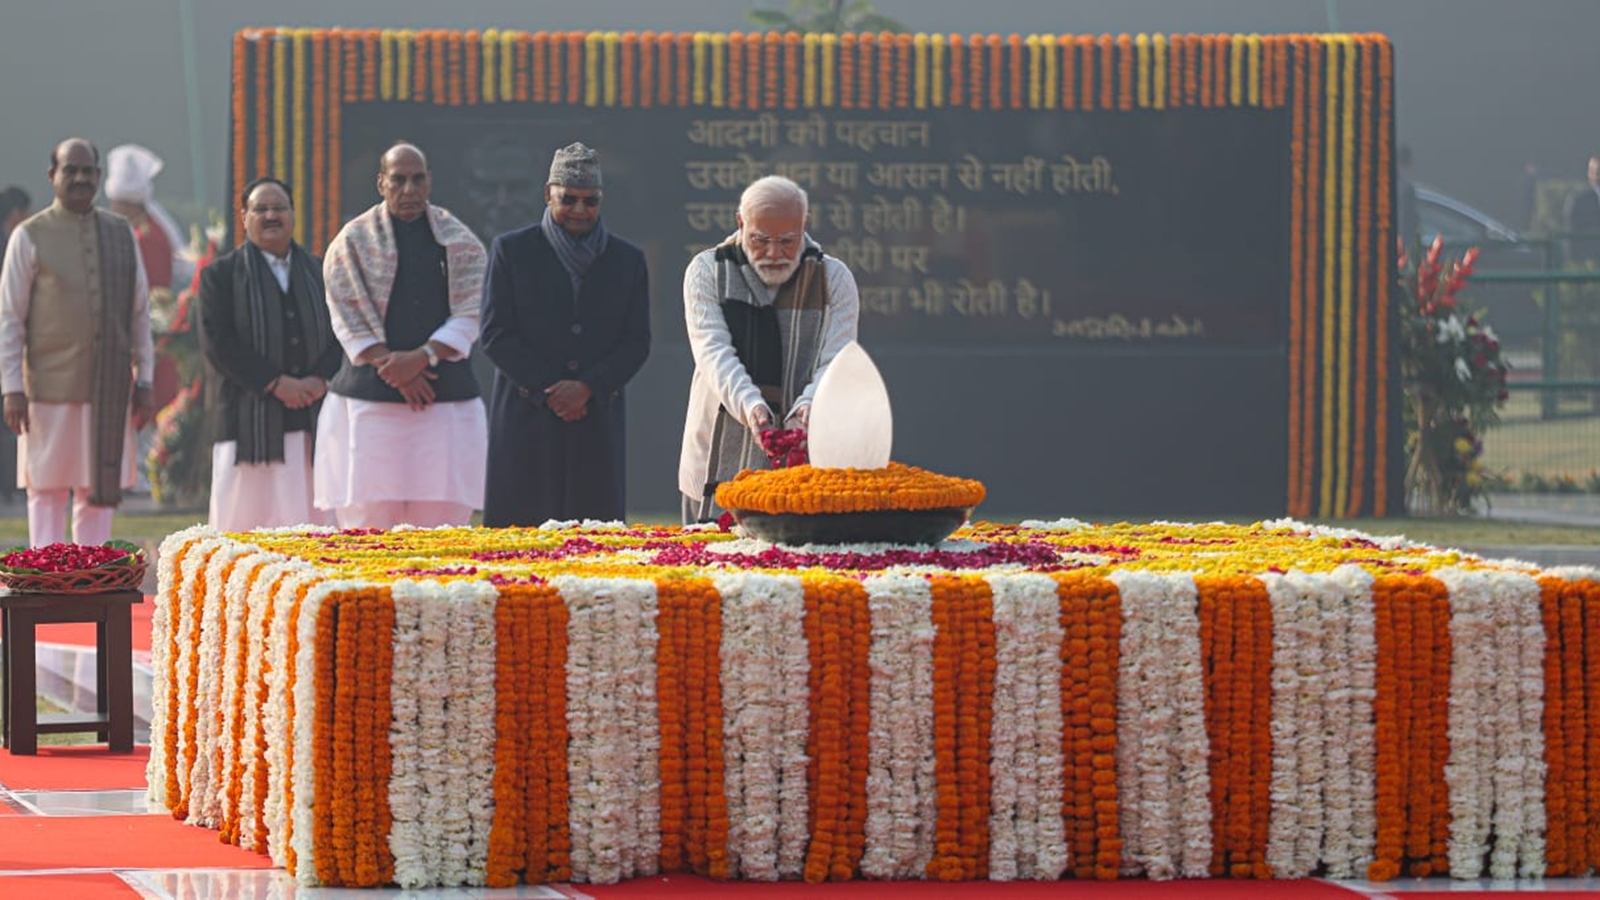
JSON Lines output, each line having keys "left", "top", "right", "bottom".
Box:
{"left": 230, "top": 29, "right": 1396, "bottom": 518}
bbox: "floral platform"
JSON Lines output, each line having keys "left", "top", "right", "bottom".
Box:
{"left": 147, "top": 519, "right": 1600, "bottom": 889}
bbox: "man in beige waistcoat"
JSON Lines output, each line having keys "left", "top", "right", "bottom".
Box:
{"left": 0, "top": 138, "right": 155, "bottom": 546}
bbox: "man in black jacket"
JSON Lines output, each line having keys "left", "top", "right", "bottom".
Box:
{"left": 197, "top": 177, "right": 339, "bottom": 530}
{"left": 479, "top": 142, "right": 651, "bottom": 526}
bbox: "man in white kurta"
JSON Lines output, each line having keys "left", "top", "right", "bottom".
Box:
{"left": 0, "top": 138, "right": 154, "bottom": 547}
{"left": 315, "top": 142, "right": 487, "bottom": 529}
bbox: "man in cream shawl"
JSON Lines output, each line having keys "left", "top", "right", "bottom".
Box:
{"left": 315, "top": 142, "right": 487, "bottom": 529}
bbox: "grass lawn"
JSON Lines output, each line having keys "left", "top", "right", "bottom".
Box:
{"left": 1481, "top": 391, "right": 1600, "bottom": 481}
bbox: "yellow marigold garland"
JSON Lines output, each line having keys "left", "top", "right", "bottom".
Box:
{"left": 715, "top": 462, "right": 985, "bottom": 515}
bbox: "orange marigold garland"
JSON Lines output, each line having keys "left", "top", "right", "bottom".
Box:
{"left": 487, "top": 587, "right": 530, "bottom": 886}
{"left": 1117, "top": 34, "right": 1134, "bottom": 111}
{"left": 947, "top": 34, "right": 963, "bottom": 108}
{"left": 313, "top": 592, "right": 345, "bottom": 884}
{"left": 883, "top": 31, "right": 896, "bottom": 108}
{"left": 1058, "top": 35, "right": 1075, "bottom": 110}
{"left": 1055, "top": 571, "right": 1122, "bottom": 879}
{"left": 894, "top": 34, "right": 911, "bottom": 109}
{"left": 856, "top": 32, "right": 874, "bottom": 110}
{"left": 1369, "top": 577, "right": 1404, "bottom": 881}
{"left": 654, "top": 577, "right": 704, "bottom": 873}
{"left": 255, "top": 31, "right": 273, "bottom": 198}
{"left": 232, "top": 32, "right": 249, "bottom": 233}
{"left": 715, "top": 462, "right": 984, "bottom": 515}
{"left": 969, "top": 33, "right": 985, "bottom": 110}
{"left": 701, "top": 580, "right": 732, "bottom": 878}
{"left": 465, "top": 31, "right": 481, "bottom": 105}
{"left": 1347, "top": 37, "right": 1373, "bottom": 517}
{"left": 727, "top": 32, "right": 743, "bottom": 110}
{"left": 674, "top": 33, "right": 691, "bottom": 106}
{"left": 988, "top": 35, "right": 1004, "bottom": 111}
{"left": 1077, "top": 35, "right": 1095, "bottom": 111}
{"left": 764, "top": 32, "right": 780, "bottom": 109}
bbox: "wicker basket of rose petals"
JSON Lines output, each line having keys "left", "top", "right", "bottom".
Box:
{"left": 0, "top": 540, "right": 147, "bottom": 594}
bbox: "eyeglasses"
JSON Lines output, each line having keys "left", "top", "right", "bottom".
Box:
{"left": 247, "top": 205, "right": 291, "bottom": 215}
{"left": 745, "top": 231, "right": 801, "bottom": 251}
{"left": 556, "top": 194, "right": 601, "bottom": 208}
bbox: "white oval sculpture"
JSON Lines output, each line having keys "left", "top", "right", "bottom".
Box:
{"left": 806, "top": 341, "right": 893, "bottom": 470}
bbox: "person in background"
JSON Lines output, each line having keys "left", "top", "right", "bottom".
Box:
{"left": 0, "top": 138, "right": 154, "bottom": 546}
{"left": 479, "top": 142, "right": 651, "bottom": 527}
{"left": 1563, "top": 151, "right": 1600, "bottom": 265}
{"left": 678, "top": 174, "right": 860, "bottom": 525}
{"left": 315, "top": 141, "right": 488, "bottom": 529}
{"left": 198, "top": 177, "right": 339, "bottom": 531}
{"left": 106, "top": 144, "right": 193, "bottom": 420}
{"left": 104, "top": 144, "right": 193, "bottom": 296}
{"left": 0, "top": 186, "right": 28, "bottom": 504}
{"left": 0, "top": 187, "right": 30, "bottom": 249}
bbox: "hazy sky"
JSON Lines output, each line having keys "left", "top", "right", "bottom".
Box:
{"left": 0, "top": 0, "right": 1591, "bottom": 227}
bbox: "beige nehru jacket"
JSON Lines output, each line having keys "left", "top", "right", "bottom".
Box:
{"left": 8, "top": 205, "right": 135, "bottom": 402}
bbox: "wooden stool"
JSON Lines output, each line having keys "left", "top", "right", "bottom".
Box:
{"left": 0, "top": 589, "right": 142, "bottom": 755}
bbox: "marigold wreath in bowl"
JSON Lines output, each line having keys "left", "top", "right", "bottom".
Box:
{"left": 715, "top": 462, "right": 986, "bottom": 545}
{"left": 0, "top": 539, "right": 148, "bottom": 594}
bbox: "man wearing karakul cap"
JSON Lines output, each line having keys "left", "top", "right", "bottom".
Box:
{"left": 479, "top": 142, "right": 651, "bottom": 526}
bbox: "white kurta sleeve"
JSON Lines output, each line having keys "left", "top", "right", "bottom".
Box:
{"left": 0, "top": 229, "right": 38, "bottom": 396}
{"left": 684, "top": 251, "right": 766, "bottom": 425}
{"left": 429, "top": 313, "right": 479, "bottom": 361}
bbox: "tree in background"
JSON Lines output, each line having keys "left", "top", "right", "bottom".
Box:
{"left": 746, "top": 0, "right": 905, "bottom": 34}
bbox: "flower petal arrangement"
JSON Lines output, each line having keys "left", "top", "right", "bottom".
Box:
{"left": 146, "top": 520, "right": 1600, "bottom": 889}
{"left": 715, "top": 462, "right": 987, "bottom": 515}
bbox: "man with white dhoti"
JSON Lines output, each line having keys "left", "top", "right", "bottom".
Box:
{"left": 0, "top": 138, "right": 155, "bottom": 546}
{"left": 199, "top": 177, "right": 339, "bottom": 531}
{"left": 315, "top": 142, "right": 487, "bottom": 529}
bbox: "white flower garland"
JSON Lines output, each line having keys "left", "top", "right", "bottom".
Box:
{"left": 189, "top": 541, "right": 254, "bottom": 828}
{"left": 262, "top": 567, "right": 317, "bottom": 870}
{"left": 1436, "top": 569, "right": 1546, "bottom": 879}
{"left": 1261, "top": 571, "right": 1319, "bottom": 878}
{"left": 385, "top": 578, "right": 433, "bottom": 889}
{"left": 1330, "top": 565, "right": 1379, "bottom": 877}
{"left": 1107, "top": 570, "right": 1211, "bottom": 879}
{"left": 1439, "top": 567, "right": 1494, "bottom": 878}
{"left": 556, "top": 575, "right": 661, "bottom": 884}
{"left": 215, "top": 552, "right": 272, "bottom": 835}
{"left": 985, "top": 573, "right": 1068, "bottom": 880}
{"left": 453, "top": 578, "right": 502, "bottom": 887}
{"left": 289, "top": 579, "right": 358, "bottom": 886}
{"left": 860, "top": 574, "right": 937, "bottom": 878}
{"left": 233, "top": 558, "right": 287, "bottom": 853}
{"left": 714, "top": 573, "right": 810, "bottom": 881}
{"left": 147, "top": 525, "right": 218, "bottom": 807}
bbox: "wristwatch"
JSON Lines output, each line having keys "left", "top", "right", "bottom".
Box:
{"left": 421, "top": 344, "right": 440, "bottom": 368}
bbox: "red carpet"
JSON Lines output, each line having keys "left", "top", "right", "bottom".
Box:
{"left": 0, "top": 814, "right": 275, "bottom": 870}
{"left": 0, "top": 873, "right": 140, "bottom": 899}
{"left": 0, "top": 745, "right": 150, "bottom": 791}
{"left": 579, "top": 875, "right": 1362, "bottom": 898}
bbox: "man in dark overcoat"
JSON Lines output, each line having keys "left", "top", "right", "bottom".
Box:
{"left": 480, "top": 143, "right": 651, "bottom": 526}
